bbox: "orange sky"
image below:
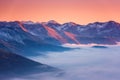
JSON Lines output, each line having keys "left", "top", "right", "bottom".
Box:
{"left": 0, "top": 0, "right": 120, "bottom": 24}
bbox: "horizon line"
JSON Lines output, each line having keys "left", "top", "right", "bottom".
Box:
{"left": 0, "top": 20, "right": 119, "bottom": 25}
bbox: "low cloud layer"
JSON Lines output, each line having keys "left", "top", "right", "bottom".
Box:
{"left": 8, "top": 46, "right": 120, "bottom": 80}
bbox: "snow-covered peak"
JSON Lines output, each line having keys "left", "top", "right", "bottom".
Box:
{"left": 107, "top": 21, "right": 117, "bottom": 24}
{"left": 63, "top": 22, "right": 78, "bottom": 27}
{"left": 87, "top": 22, "right": 104, "bottom": 28}
{"left": 41, "top": 20, "right": 61, "bottom": 28}
{"left": 47, "top": 20, "right": 60, "bottom": 24}
{"left": 106, "top": 21, "right": 120, "bottom": 26}
{"left": 22, "top": 21, "right": 35, "bottom": 24}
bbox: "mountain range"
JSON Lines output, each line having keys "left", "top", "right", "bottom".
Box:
{"left": 0, "top": 20, "right": 120, "bottom": 55}
{"left": 1, "top": 21, "right": 120, "bottom": 44}
{"left": 0, "top": 20, "right": 120, "bottom": 79}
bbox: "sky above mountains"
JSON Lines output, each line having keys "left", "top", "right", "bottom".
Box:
{"left": 0, "top": 0, "right": 120, "bottom": 24}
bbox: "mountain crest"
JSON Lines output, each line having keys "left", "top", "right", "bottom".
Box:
{"left": 47, "top": 20, "right": 59, "bottom": 24}
{"left": 0, "top": 20, "right": 120, "bottom": 45}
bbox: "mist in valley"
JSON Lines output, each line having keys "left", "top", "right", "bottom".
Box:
{"left": 9, "top": 45, "right": 120, "bottom": 80}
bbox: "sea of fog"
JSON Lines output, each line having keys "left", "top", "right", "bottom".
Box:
{"left": 12, "top": 45, "right": 120, "bottom": 80}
